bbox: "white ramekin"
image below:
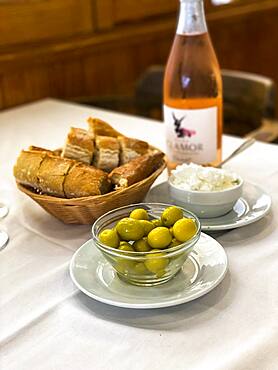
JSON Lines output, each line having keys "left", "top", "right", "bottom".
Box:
{"left": 169, "top": 175, "right": 243, "bottom": 218}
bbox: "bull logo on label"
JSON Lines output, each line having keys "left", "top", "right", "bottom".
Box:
{"left": 172, "top": 112, "right": 196, "bottom": 138}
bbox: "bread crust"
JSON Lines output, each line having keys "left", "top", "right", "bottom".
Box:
{"left": 88, "top": 117, "right": 122, "bottom": 138}
{"left": 118, "top": 136, "right": 149, "bottom": 164}
{"left": 28, "top": 146, "right": 62, "bottom": 157}
{"left": 28, "top": 146, "right": 54, "bottom": 154}
{"left": 62, "top": 127, "right": 94, "bottom": 164}
{"left": 93, "top": 136, "right": 120, "bottom": 172}
{"left": 14, "top": 119, "right": 164, "bottom": 200}
{"left": 109, "top": 151, "right": 164, "bottom": 188}
{"left": 37, "top": 155, "right": 74, "bottom": 197}
{"left": 64, "top": 163, "right": 111, "bottom": 198}
{"left": 13, "top": 150, "right": 46, "bottom": 188}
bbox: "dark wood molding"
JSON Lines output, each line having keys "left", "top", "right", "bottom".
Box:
{"left": 0, "top": 17, "right": 176, "bottom": 73}
{"left": 0, "top": 0, "right": 278, "bottom": 112}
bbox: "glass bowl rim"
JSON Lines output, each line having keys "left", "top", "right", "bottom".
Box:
{"left": 91, "top": 202, "right": 201, "bottom": 257}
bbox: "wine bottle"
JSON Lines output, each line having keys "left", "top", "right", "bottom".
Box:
{"left": 164, "top": 0, "right": 223, "bottom": 169}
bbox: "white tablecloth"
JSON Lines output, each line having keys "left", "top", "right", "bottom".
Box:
{"left": 1, "top": 99, "right": 278, "bottom": 370}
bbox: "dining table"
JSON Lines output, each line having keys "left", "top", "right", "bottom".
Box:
{"left": 1, "top": 99, "right": 278, "bottom": 370}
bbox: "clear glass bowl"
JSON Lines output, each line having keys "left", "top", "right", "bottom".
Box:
{"left": 92, "top": 203, "right": 201, "bottom": 286}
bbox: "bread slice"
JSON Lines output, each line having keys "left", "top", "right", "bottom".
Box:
{"left": 88, "top": 117, "right": 122, "bottom": 138}
{"left": 28, "top": 145, "right": 62, "bottom": 157}
{"left": 62, "top": 127, "right": 94, "bottom": 164}
{"left": 93, "top": 135, "right": 120, "bottom": 172}
{"left": 13, "top": 150, "right": 47, "bottom": 189}
{"left": 118, "top": 136, "right": 149, "bottom": 164}
{"left": 28, "top": 146, "right": 54, "bottom": 154}
{"left": 109, "top": 151, "right": 164, "bottom": 189}
{"left": 64, "top": 163, "right": 111, "bottom": 198}
{"left": 37, "top": 155, "right": 74, "bottom": 197}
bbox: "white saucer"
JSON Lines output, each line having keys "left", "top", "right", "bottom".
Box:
{"left": 146, "top": 181, "right": 271, "bottom": 231}
{"left": 0, "top": 230, "right": 9, "bottom": 251}
{"left": 0, "top": 202, "right": 9, "bottom": 218}
{"left": 70, "top": 233, "right": 228, "bottom": 309}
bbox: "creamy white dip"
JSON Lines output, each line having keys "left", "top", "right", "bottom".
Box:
{"left": 171, "top": 163, "right": 240, "bottom": 192}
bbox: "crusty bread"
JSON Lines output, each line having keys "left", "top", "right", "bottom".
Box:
{"left": 109, "top": 151, "right": 164, "bottom": 189}
{"left": 14, "top": 151, "right": 73, "bottom": 197}
{"left": 88, "top": 117, "right": 122, "bottom": 138}
{"left": 13, "top": 150, "right": 46, "bottom": 189}
{"left": 64, "top": 163, "right": 111, "bottom": 198}
{"left": 14, "top": 117, "right": 165, "bottom": 201}
{"left": 14, "top": 150, "right": 112, "bottom": 198}
{"left": 118, "top": 136, "right": 149, "bottom": 164}
{"left": 28, "top": 146, "right": 62, "bottom": 157}
{"left": 37, "top": 155, "right": 74, "bottom": 197}
{"left": 93, "top": 136, "right": 120, "bottom": 172}
{"left": 28, "top": 146, "right": 54, "bottom": 154}
{"left": 62, "top": 127, "right": 94, "bottom": 164}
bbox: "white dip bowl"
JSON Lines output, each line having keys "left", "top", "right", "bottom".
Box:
{"left": 169, "top": 164, "right": 243, "bottom": 218}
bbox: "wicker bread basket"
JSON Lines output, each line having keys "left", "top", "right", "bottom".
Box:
{"left": 17, "top": 160, "right": 166, "bottom": 224}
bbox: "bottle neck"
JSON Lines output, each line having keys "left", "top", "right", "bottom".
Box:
{"left": 177, "top": 0, "right": 207, "bottom": 35}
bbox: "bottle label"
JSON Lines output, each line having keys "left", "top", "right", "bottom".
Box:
{"left": 164, "top": 105, "right": 218, "bottom": 164}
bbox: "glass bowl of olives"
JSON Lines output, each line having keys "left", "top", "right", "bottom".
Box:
{"left": 92, "top": 203, "right": 201, "bottom": 287}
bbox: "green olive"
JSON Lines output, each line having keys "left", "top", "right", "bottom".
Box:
{"left": 147, "top": 227, "right": 172, "bottom": 249}
{"left": 144, "top": 250, "right": 169, "bottom": 273}
{"left": 116, "top": 218, "right": 144, "bottom": 241}
{"left": 168, "top": 239, "right": 183, "bottom": 263}
{"left": 161, "top": 206, "right": 183, "bottom": 227}
{"left": 169, "top": 238, "right": 181, "bottom": 248}
{"left": 130, "top": 208, "right": 149, "bottom": 220}
{"left": 151, "top": 219, "right": 163, "bottom": 228}
{"left": 139, "top": 220, "right": 155, "bottom": 236}
{"left": 173, "top": 218, "right": 197, "bottom": 242}
{"left": 133, "top": 238, "right": 151, "bottom": 252}
{"left": 118, "top": 243, "right": 134, "bottom": 252}
{"left": 156, "top": 269, "right": 167, "bottom": 278}
{"left": 98, "top": 229, "right": 119, "bottom": 248}
{"left": 115, "top": 244, "right": 135, "bottom": 274}
{"left": 133, "top": 262, "right": 149, "bottom": 275}
{"left": 119, "top": 241, "right": 132, "bottom": 248}
{"left": 114, "top": 260, "right": 135, "bottom": 274}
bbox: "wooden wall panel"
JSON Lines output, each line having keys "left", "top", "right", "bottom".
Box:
{"left": 95, "top": 0, "right": 177, "bottom": 30}
{"left": 0, "top": 0, "right": 277, "bottom": 113}
{"left": 0, "top": 26, "right": 174, "bottom": 109}
{"left": 207, "top": 1, "right": 278, "bottom": 90}
{"left": 2, "top": 67, "right": 50, "bottom": 108}
{"left": 94, "top": 0, "right": 114, "bottom": 30}
{"left": 206, "top": 0, "right": 278, "bottom": 18}
{"left": 0, "top": 78, "right": 4, "bottom": 110}
{"left": 0, "top": 17, "right": 176, "bottom": 74}
{"left": 83, "top": 53, "right": 120, "bottom": 96}
{"left": 113, "top": 0, "right": 177, "bottom": 24}
{"left": 2, "top": 72, "right": 30, "bottom": 108}
{"left": 0, "top": 0, "right": 94, "bottom": 46}
{"left": 48, "top": 61, "right": 85, "bottom": 99}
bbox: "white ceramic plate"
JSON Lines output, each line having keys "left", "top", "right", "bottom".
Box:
{"left": 0, "top": 230, "right": 9, "bottom": 251}
{"left": 0, "top": 202, "right": 9, "bottom": 219}
{"left": 70, "top": 233, "right": 228, "bottom": 309}
{"left": 146, "top": 181, "right": 271, "bottom": 231}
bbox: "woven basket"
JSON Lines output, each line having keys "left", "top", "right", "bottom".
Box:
{"left": 17, "top": 160, "right": 166, "bottom": 225}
